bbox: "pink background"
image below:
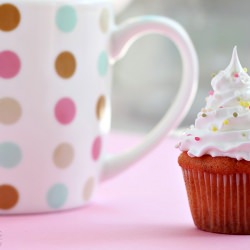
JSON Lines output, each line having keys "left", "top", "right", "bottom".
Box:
{"left": 1, "top": 132, "right": 250, "bottom": 249}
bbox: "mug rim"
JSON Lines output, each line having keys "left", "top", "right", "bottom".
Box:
{"left": 1, "top": 0, "right": 112, "bottom": 5}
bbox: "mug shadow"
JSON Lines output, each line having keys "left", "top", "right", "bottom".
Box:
{"left": 33, "top": 222, "right": 231, "bottom": 250}
{"left": 2, "top": 202, "right": 237, "bottom": 249}
{"left": 31, "top": 222, "right": 201, "bottom": 247}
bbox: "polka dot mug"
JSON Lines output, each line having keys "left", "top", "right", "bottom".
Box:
{"left": 0, "top": 0, "right": 198, "bottom": 214}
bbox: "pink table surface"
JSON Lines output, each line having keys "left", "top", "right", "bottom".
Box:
{"left": 1, "top": 132, "right": 250, "bottom": 249}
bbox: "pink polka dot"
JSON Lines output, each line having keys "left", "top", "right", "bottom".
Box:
{"left": 55, "top": 98, "right": 76, "bottom": 125}
{"left": 0, "top": 51, "right": 21, "bottom": 79}
{"left": 92, "top": 136, "right": 102, "bottom": 161}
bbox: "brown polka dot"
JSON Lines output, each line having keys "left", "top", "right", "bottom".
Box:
{"left": 83, "top": 177, "right": 95, "bottom": 201}
{"left": 0, "top": 4, "right": 21, "bottom": 32}
{"left": 99, "top": 8, "right": 109, "bottom": 33}
{"left": 55, "top": 52, "right": 76, "bottom": 78}
{"left": 0, "top": 98, "right": 22, "bottom": 125}
{"left": 0, "top": 184, "right": 19, "bottom": 210}
{"left": 53, "top": 143, "right": 74, "bottom": 168}
{"left": 96, "top": 95, "right": 106, "bottom": 120}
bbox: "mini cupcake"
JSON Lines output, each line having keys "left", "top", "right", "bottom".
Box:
{"left": 178, "top": 47, "right": 250, "bottom": 234}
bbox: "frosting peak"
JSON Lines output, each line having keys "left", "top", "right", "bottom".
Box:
{"left": 210, "top": 47, "right": 250, "bottom": 94}
{"left": 226, "top": 46, "right": 243, "bottom": 73}
{"left": 178, "top": 47, "right": 250, "bottom": 161}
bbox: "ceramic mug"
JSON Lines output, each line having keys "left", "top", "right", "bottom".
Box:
{"left": 0, "top": 0, "right": 198, "bottom": 214}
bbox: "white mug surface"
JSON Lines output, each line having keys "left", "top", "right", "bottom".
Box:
{"left": 0, "top": 0, "right": 198, "bottom": 214}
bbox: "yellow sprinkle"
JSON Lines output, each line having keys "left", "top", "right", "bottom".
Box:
{"left": 244, "top": 67, "right": 248, "bottom": 73}
{"left": 211, "top": 73, "right": 217, "bottom": 78}
{"left": 223, "top": 119, "right": 229, "bottom": 125}
{"left": 239, "top": 100, "right": 250, "bottom": 108}
{"left": 211, "top": 126, "right": 218, "bottom": 132}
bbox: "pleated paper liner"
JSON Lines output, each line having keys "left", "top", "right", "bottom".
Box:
{"left": 182, "top": 169, "right": 250, "bottom": 234}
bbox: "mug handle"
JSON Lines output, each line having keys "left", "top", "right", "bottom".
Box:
{"left": 101, "top": 16, "right": 198, "bottom": 181}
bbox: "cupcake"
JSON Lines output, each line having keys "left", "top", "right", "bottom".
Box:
{"left": 177, "top": 47, "right": 250, "bottom": 234}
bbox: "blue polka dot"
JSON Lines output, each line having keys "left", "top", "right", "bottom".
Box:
{"left": 98, "top": 51, "right": 108, "bottom": 76}
{"left": 0, "top": 142, "right": 22, "bottom": 168}
{"left": 47, "top": 183, "right": 68, "bottom": 209}
{"left": 56, "top": 6, "right": 77, "bottom": 33}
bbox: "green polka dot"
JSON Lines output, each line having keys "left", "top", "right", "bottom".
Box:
{"left": 98, "top": 51, "right": 108, "bottom": 76}
{"left": 0, "top": 142, "right": 22, "bottom": 168}
{"left": 47, "top": 183, "right": 68, "bottom": 209}
{"left": 56, "top": 6, "right": 77, "bottom": 33}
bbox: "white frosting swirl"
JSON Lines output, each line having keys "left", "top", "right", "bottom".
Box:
{"left": 178, "top": 47, "right": 250, "bottom": 160}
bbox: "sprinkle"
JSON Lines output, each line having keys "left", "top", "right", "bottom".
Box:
{"left": 233, "top": 112, "right": 238, "bottom": 118}
{"left": 244, "top": 67, "right": 248, "bottom": 73}
{"left": 239, "top": 101, "right": 246, "bottom": 107}
{"left": 242, "top": 133, "right": 247, "bottom": 137}
{"left": 209, "top": 90, "right": 214, "bottom": 96}
{"left": 195, "top": 137, "right": 201, "bottom": 141}
{"left": 211, "top": 73, "right": 217, "bottom": 78}
{"left": 240, "top": 101, "right": 250, "bottom": 108}
{"left": 234, "top": 73, "right": 239, "bottom": 78}
{"left": 187, "top": 134, "right": 192, "bottom": 137}
{"left": 201, "top": 113, "right": 207, "bottom": 118}
{"left": 239, "top": 100, "right": 250, "bottom": 108}
{"left": 223, "top": 119, "right": 229, "bottom": 125}
{"left": 211, "top": 126, "right": 218, "bottom": 132}
{"left": 219, "top": 106, "right": 224, "bottom": 109}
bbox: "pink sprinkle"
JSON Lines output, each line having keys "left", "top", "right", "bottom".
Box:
{"left": 219, "top": 106, "right": 224, "bottom": 108}
{"left": 209, "top": 90, "right": 214, "bottom": 96}
{"left": 195, "top": 137, "right": 201, "bottom": 141}
{"left": 187, "top": 134, "right": 192, "bottom": 137}
{"left": 234, "top": 73, "right": 239, "bottom": 78}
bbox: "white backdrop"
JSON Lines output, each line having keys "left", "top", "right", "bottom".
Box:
{"left": 109, "top": 0, "right": 133, "bottom": 13}
{"left": 112, "top": 0, "right": 250, "bottom": 133}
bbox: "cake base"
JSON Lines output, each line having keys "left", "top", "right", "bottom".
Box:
{"left": 179, "top": 152, "right": 250, "bottom": 234}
